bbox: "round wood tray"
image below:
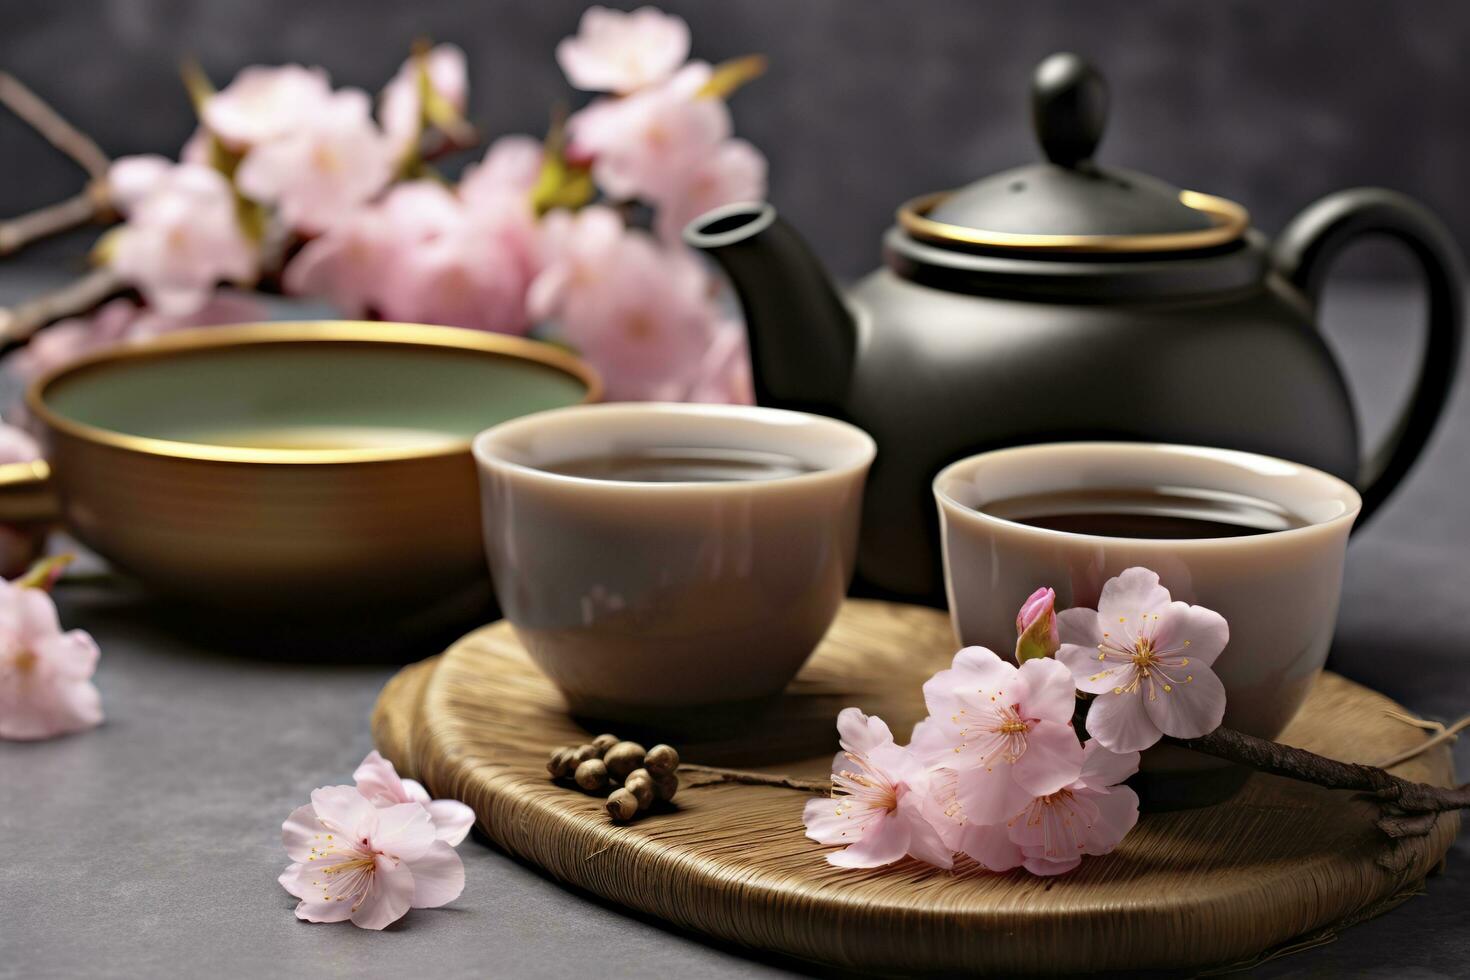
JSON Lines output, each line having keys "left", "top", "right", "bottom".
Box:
{"left": 372, "top": 599, "right": 1459, "bottom": 975}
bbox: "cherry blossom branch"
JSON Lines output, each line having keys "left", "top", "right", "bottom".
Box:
{"left": 0, "top": 185, "right": 113, "bottom": 257}
{"left": 0, "top": 72, "right": 111, "bottom": 180}
{"left": 0, "top": 73, "right": 115, "bottom": 256}
{"left": 678, "top": 719, "right": 1470, "bottom": 825}
{"left": 678, "top": 762, "right": 830, "bottom": 793}
{"left": 0, "top": 268, "right": 126, "bottom": 346}
{"left": 1166, "top": 726, "right": 1470, "bottom": 823}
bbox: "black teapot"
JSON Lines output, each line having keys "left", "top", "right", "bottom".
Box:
{"left": 686, "top": 53, "right": 1463, "bottom": 602}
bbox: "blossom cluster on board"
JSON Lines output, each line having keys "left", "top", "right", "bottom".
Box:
{"left": 4, "top": 6, "right": 765, "bottom": 406}
{"left": 804, "top": 568, "right": 1230, "bottom": 875}
{"left": 279, "top": 751, "right": 475, "bottom": 930}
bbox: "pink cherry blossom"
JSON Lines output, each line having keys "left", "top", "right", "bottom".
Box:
{"left": 287, "top": 179, "right": 541, "bottom": 333}
{"left": 235, "top": 87, "right": 395, "bottom": 234}
{"left": 109, "top": 163, "right": 257, "bottom": 315}
{"left": 0, "top": 577, "right": 102, "bottom": 740}
{"left": 652, "top": 138, "right": 767, "bottom": 243}
{"left": 1057, "top": 567, "right": 1230, "bottom": 753}
{"left": 684, "top": 319, "right": 754, "bottom": 405}
{"left": 4, "top": 292, "right": 267, "bottom": 405}
{"left": 911, "top": 646, "right": 1082, "bottom": 825}
{"left": 373, "top": 182, "right": 539, "bottom": 334}
{"left": 126, "top": 290, "right": 267, "bottom": 343}
{"left": 556, "top": 6, "right": 691, "bottom": 95}
{"left": 459, "top": 135, "right": 544, "bottom": 213}
{"left": 107, "top": 155, "right": 174, "bottom": 214}
{"left": 279, "top": 785, "right": 464, "bottom": 930}
{"left": 1014, "top": 586, "right": 1060, "bottom": 663}
{"left": 281, "top": 207, "right": 397, "bottom": 317}
{"left": 957, "top": 739, "right": 1140, "bottom": 876}
{"left": 547, "top": 229, "right": 718, "bottom": 400}
{"left": 4, "top": 299, "right": 140, "bottom": 394}
{"left": 527, "top": 205, "right": 627, "bottom": 321}
{"left": 203, "top": 64, "right": 334, "bottom": 149}
{"left": 380, "top": 44, "right": 470, "bottom": 160}
{"left": 179, "top": 128, "right": 212, "bottom": 166}
{"left": 353, "top": 750, "right": 475, "bottom": 846}
{"left": 567, "top": 62, "right": 730, "bottom": 203}
{"left": 1011, "top": 739, "right": 1140, "bottom": 876}
{"left": 803, "top": 708, "right": 954, "bottom": 869}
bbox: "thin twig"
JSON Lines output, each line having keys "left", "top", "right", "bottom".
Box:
{"left": 679, "top": 763, "right": 830, "bottom": 794}
{"left": 0, "top": 184, "right": 112, "bottom": 256}
{"left": 0, "top": 72, "right": 111, "bottom": 180}
{"left": 1377, "top": 714, "right": 1470, "bottom": 769}
{"left": 0, "top": 73, "right": 109, "bottom": 181}
{"left": 0, "top": 72, "right": 116, "bottom": 257}
{"left": 0, "top": 268, "right": 126, "bottom": 346}
{"left": 1383, "top": 708, "right": 1445, "bottom": 733}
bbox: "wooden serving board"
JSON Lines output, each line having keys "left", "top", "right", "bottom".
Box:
{"left": 372, "top": 599, "right": 1459, "bottom": 975}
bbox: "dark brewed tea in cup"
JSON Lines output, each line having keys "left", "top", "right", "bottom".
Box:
{"left": 982, "top": 487, "right": 1310, "bottom": 540}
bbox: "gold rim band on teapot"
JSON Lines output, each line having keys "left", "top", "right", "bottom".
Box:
{"left": 897, "top": 189, "right": 1250, "bottom": 253}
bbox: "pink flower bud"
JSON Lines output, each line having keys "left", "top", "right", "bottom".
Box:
{"left": 1015, "top": 587, "right": 1060, "bottom": 663}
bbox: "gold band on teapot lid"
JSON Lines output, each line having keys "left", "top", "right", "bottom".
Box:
{"left": 897, "top": 189, "right": 1250, "bottom": 254}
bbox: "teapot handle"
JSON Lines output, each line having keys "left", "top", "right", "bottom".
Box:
{"left": 1274, "top": 188, "right": 1464, "bottom": 524}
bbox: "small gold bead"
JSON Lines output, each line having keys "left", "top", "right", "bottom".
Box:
{"left": 590, "top": 733, "right": 619, "bottom": 756}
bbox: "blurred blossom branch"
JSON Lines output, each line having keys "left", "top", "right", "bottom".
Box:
{"left": 0, "top": 72, "right": 111, "bottom": 180}
{"left": 0, "top": 6, "right": 766, "bottom": 408}
{"left": 0, "top": 72, "right": 116, "bottom": 256}
{"left": 0, "top": 185, "right": 110, "bottom": 257}
{"left": 0, "top": 269, "right": 125, "bottom": 346}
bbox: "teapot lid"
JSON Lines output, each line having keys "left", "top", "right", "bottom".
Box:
{"left": 898, "top": 53, "right": 1248, "bottom": 254}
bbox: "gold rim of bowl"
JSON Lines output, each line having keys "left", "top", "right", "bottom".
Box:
{"left": 25, "top": 320, "right": 603, "bottom": 466}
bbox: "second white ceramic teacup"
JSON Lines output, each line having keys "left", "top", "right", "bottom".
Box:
{"left": 935, "top": 442, "right": 1361, "bottom": 792}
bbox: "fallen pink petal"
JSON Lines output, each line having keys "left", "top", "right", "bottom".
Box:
{"left": 279, "top": 784, "right": 465, "bottom": 930}
{"left": 0, "top": 576, "right": 102, "bottom": 741}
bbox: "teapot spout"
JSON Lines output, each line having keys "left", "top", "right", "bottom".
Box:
{"left": 685, "top": 203, "right": 855, "bottom": 412}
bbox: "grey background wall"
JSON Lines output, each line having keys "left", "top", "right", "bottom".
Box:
{"left": 2, "top": 0, "right": 1468, "bottom": 279}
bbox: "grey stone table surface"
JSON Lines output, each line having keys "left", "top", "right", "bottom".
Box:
{"left": 1, "top": 277, "right": 1468, "bottom": 979}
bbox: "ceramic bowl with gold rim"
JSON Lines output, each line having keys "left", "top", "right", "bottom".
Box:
{"left": 2, "top": 321, "right": 599, "bottom": 612}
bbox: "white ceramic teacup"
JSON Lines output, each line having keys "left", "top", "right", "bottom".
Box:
{"left": 935, "top": 442, "right": 1361, "bottom": 794}
{"left": 473, "top": 403, "right": 876, "bottom": 730}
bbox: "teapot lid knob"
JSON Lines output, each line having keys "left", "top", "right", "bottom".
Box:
{"left": 1031, "top": 52, "right": 1108, "bottom": 168}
